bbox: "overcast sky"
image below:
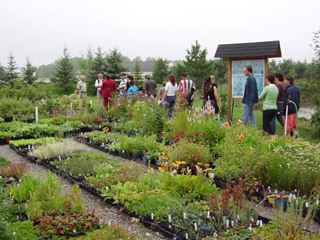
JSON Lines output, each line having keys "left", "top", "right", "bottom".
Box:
{"left": 0, "top": 0, "right": 319, "bottom": 68}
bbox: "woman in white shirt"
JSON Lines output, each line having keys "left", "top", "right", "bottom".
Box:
{"left": 161, "top": 74, "right": 178, "bottom": 118}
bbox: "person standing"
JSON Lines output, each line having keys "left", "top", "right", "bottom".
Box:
{"left": 201, "top": 76, "right": 222, "bottom": 116}
{"left": 259, "top": 75, "right": 278, "bottom": 135}
{"left": 100, "top": 75, "right": 117, "bottom": 111}
{"left": 270, "top": 72, "right": 286, "bottom": 134}
{"left": 95, "top": 73, "right": 103, "bottom": 107}
{"left": 118, "top": 73, "right": 127, "bottom": 96}
{"left": 242, "top": 65, "right": 259, "bottom": 127}
{"left": 282, "top": 74, "right": 300, "bottom": 138}
{"left": 161, "top": 74, "right": 178, "bottom": 118}
{"left": 143, "top": 75, "right": 157, "bottom": 98}
{"left": 179, "top": 72, "right": 196, "bottom": 108}
{"left": 127, "top": 80, "right": 139, "bottom": 99}
{"left": 77, "top": 76, "right": 87, "bottom": 99}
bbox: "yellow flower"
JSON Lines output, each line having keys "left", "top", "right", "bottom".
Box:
{"left": 203, "top": 168, "right": 213, "bottom": 172}
{"left": 89, "top": 132, "right": 94, "bottom": 135}
{"left": 148, "top": 168, "right": 154, "bottom": 173}
{"left": 103, "top": 127, "right": 109, "bottom": 132}
{"left": 197, "top": 162, "right": 202, "bottom": 165}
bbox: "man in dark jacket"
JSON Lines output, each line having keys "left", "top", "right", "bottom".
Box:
{"left": 242, "top": 65, "right": 259, "bottom": 127}
{"left": 281, "top": 74, "right": 300, "bottom": 137}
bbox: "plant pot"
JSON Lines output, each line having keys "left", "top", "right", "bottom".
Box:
{"left": 267, "top": 195, "right": 279, "bottom": 205}
{"left": 5, "top": 137, "right": 11, "bottom": 143}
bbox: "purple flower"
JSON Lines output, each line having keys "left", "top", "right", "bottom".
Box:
{"left": 258, "top": 141, "right": 262, "bottom": 144}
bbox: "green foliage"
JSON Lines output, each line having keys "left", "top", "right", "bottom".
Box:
{"left": 183, "top": 40, "right": 213, "bottom": 89}
{"left": 311, "top": 106, "right": 320, "bottom": 138}
{"left": 69, "top": 224, "right": 135, "bottom": 240}
{"left": 5, "top": 52, "right": 19, "bottom": 83}
{"left": 132, "top": 60, "right": 142, "bottom": 81}
{"left": 21, "top": 57, "right": 37, "bottom": 85}
{"left": 7, "top": 220, "right": 41, "bottom": 240}
{"left": 0, "top": 97, "right": 35, "bottom": 121}
{"left": 105, "top": 47, "right": 128, "bottom": 79}
{"left": 210, "top": 58, "right": 228, "bottom": 85}
{"left": 53, "top": 47, "right": 76, "bottom": 91}
{"left": 152, "top": 58, "right": 170, "bottom": 83}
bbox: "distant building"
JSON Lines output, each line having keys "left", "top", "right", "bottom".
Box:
{"left": 121, "top": 61, "right": 155, "bottom": 77}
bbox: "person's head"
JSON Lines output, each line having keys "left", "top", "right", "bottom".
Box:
{"left": 98, "top": 73, "right": 103, "bottom": 79}
{"left": 120, "top": 73, "right": 126, "bottom": 80}
{"left": 81, "top": 76, "right": 85, "bottom": 81}
{"left": 129, "top": 80, "right": 135, "bottom": 86}
{"left": 202, "top": 77, "right": 212, "bottom": 95}
{"left": 210, "top": 75, "right": 215, "bottom": 84}
{"left": 106, "top": 74, "right": 111, "bottom": 79}
{"left": 168, "top": 74, "right": 176, "bottom": 85}
{"left": 127, "top": 75, "right": 134, "bottom": 81}
{"left": 266, "top": 74, "right": 275, "bottom": 84}
{"left": 244, "top": 65, "right": 253, "bottom": 76}
{"left": 285, "top": 74, "right": 294, "bottom": 85}
{"left": 162, "top": 81, "right": 167, "bottom": 87}
{"left": 144, "top": 75, "right": 150, "bottom": 80}
{"left": 274, "top": 72, "right": 284, "bottom": 83}
{"left": 181, "top": 72, "right": 187, "bottom": 79}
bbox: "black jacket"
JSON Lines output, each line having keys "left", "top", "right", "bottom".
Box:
{"left": 282, "top": 84, "right": 300, "bottom": 115}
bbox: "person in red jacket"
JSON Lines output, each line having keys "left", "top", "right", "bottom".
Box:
{"left": 99, "top": 75, "right": 117, "bottom": 110}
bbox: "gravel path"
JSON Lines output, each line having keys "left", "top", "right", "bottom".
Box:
{"left": 0, "top": 142, "right": 168, "bottom": 240}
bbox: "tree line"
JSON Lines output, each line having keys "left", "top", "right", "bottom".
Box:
{"left": 1, "top": 34, "right": 319, "bottom": 104}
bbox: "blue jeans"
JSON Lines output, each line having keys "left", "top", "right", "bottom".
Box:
{"left": 165, "top": 95, "right": 176, "bottom": 118}
{"left": 80, "top": 92, "right": 87, "bottom": 99}
{"left": 243, "top": 104, "right": 256, "bottom": 127}
{"left": 270, "top": 102, "right": 284, "bottom": 134}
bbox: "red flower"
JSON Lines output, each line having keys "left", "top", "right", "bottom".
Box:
{"left": 202, "top": 131, "right": 207, "bottom": 136}
{"left": 194, "top": 131, "right": 200, "bottom": 136}
{"left": 175, "top": 137, "right": 180, "bottom": 141}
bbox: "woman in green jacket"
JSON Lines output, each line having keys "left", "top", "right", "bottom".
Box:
{"left": 259, "top": 74, "right": 279, "bottom": 135}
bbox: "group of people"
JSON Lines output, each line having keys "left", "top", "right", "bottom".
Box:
{"left": 77, "top": 73, "right": 159, "bottom": 110}
{"left": 242, "top": 65, "right": 300, "bottom": 137}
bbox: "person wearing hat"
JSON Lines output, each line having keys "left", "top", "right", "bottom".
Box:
{"left": 178, "top": 72, "right": 196, "bottom": 107}
{"left": 118, "top": 73, "right": 127, "bottom": 96}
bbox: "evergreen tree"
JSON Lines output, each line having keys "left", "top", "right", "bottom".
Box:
{"left": 0, "top": 64, "right": 5, "bottom": 81}
{"left": 145, "top": 56, "right": 156, "bottom": 61}
{"left": 183, "top": 41, "right": 212, "bottom": 89}
{"left": 170, "top": 62, "right": 188, "bottom": 80}
{"left": 152, "top": 58, "right": 169, "bottom": 83}
{"left": 5, "top": 52, "right": 19, "bottom": 83}
{"left": 105, "top": 48, "right": 128, "bottom": 79}
{"left": 133, "top": 60, "right": 142, "bottom": 81}
{"left": 53, "top": 47, "right": 75, "bottom": 91}
{"left": 210, "top": 58, "right": 228, "bottom": 85}
{"left": 21, "top": 57, "right": 37, "bottom": 84}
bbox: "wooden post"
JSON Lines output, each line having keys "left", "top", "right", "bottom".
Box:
{"left": 35, "top": 107, "right": 38, "bottom": 122}
{"left": 227, "top": 59, "right": 232, "bottom": 121}
{"left": 264, "top": 58, "right": 269, "bottom": 80}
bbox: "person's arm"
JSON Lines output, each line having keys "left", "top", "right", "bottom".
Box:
{"left": 213, "top": 86, "right": 222, "bottom": 108}
{"left": 77, "top": 82, "right": 80, "bottom": 95}
{"left": 99, "top": 81, "right": 104, "bottom": 93}
{"left": 248, "top": 77, "right": 255, "bottom": 106}
{"left": 259, "top": 86, "right": 268, "bottom": 101}
{"left": 161, "top": 90, "right": 167, "bottom": 103}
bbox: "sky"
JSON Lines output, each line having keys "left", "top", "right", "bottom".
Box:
{"left": 0, "top": 0, "right": 319, "bottom": 68}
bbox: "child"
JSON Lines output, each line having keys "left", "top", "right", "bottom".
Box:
{"left": 127, "top": 80, "right": 139, "bottom": 99}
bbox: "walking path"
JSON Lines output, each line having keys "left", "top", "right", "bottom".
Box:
{"left": 0, "top": 141, "right": 168, "bottom": 240}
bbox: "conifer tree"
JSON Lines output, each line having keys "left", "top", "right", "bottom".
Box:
{"left": 183, "top": 40, "right": 212, "bottom": 89}
{"left": 133, "top": 60, "right": 142, "bottom": 81}
{"left": 152, "top": 58, "right": 169, "bottom": 83}
{"left": 5, "top": 52, "right": 19, "bottom": 83}
{"left": 105, "top": 48, "right": 128, "bottom": 79}
{"left": 22, "top": 57, "right": 37, "bottom": 84}
{"left": 53, "top": 47, "right": 75, "bottom": 91}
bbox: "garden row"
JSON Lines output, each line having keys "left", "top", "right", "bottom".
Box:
{"left": 0, "top": 154, "right": 139, "bottom": 240}
{"left": 3, "top": 133, "right": 320, "bottom": 240}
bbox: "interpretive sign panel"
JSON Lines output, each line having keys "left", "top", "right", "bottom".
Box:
{"left": 232, "top": 59, "right": 265, "bottom": 98}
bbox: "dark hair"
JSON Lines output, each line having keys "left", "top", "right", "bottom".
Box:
{"left": 168, "top": 74, "right": 176, "bottom": 86}
{"left": 266, "top": 74, "right": 275, "bottom": 84}
{"left": 162, "top": 81, "right": 167, "bottom": 86}
{"left": 106, "top": 75, "right": 111, "bottom": 79}
{"left": 144, "top": 75, "right": 150, "bottom": 80}
{"left": 274, "top": 72, "right": 284, "bottom": 82}
{"left": 245, "top": 65, "right": 253, "bottom": 73}
{"left": 120, "top": 73, "right": 126, "bottom": 76}
{"left": 181, "top": 72, "right": 187, "bottom": 78}
{"left": 129, "top": 80, "right": 135, "bottom": 86}
{"left": 285, "top": 74, "right": 294, "bottom": 84}
{"left": 202, "top": 77, "right": 212, "bottom": 97}
{"left": 127, "top": 75, "right": 134, "bottom": 81}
